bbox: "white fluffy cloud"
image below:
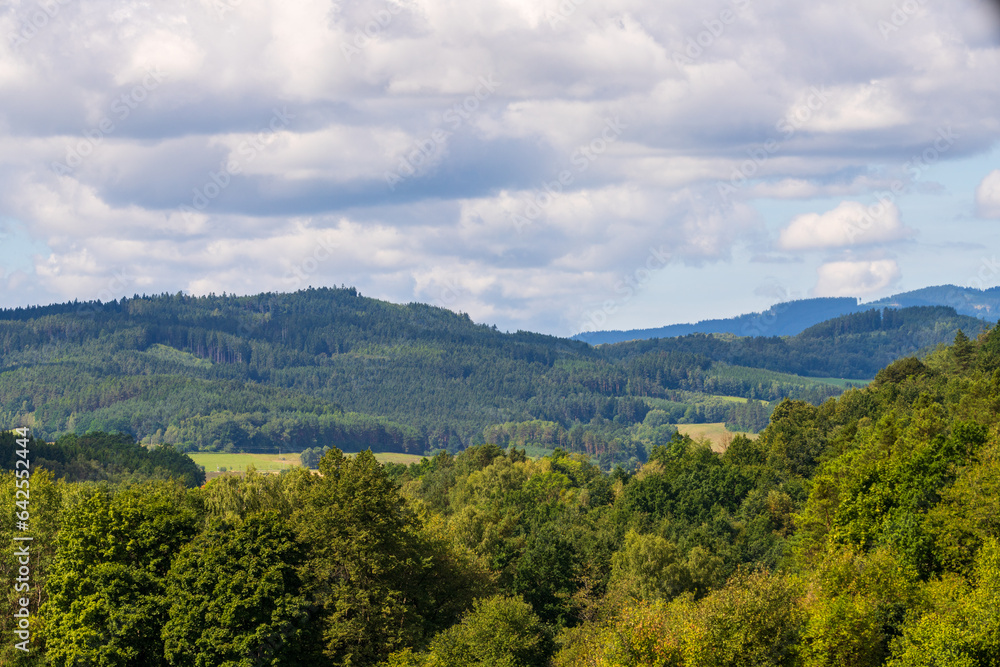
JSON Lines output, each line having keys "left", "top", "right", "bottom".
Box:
{"left": 0, "top": 0, "right": 998, "bottom": 333}
{"left": 778, "top": 200, "right": 913, "bottom": 250}
{"left": 976, "top": 169, "right": 1000, "bottom": 219}
{"left": 813, "top": 259, "right": 901, "bottom": 297}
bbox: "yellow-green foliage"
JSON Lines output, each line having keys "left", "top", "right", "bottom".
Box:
{"left": 555, "top": 569, "right": 804, "bottom": 667}
{"left": 799, "top": 547, "right": 920, "bottom": 667}
{"left": 925, "top": 437, "right": 1000, "bottom": 576}
{"left": 608, "top": 531, "right": 723, "bottom": 603}
{"left": 0, "top": 469, "right": 63, "bottom": 666}
{"left": 141, "top": 343, "right": 213, "bottom": 369}
{"left": 888, "top": 539, "right": 1000, "bottom": 666}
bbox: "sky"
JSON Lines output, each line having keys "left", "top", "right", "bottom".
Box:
{"left": 1, "top": 0, "right": 999, "bottom": 337}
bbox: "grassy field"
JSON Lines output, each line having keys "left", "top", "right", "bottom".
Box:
{"left": 711, "top": 394, "right": 762, "bottom": 404}
{"left": 510, "top": 445, "right": 553, "bottom": 459}
{"left": 357, "top": 452, "right": 426, "bottom": 465}
{"left": 677, "top": 422, "right": 759, "bottom": 453}
{"left": 806, "top": 376, "right": 872, "bottom": 388}
{"left": 189, "top": 452, "right": 302, "bottom": 473}
{"left": 189, "top": 450, "right": 427, "bottom": 478}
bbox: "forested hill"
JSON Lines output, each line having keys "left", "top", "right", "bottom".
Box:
{"left": 869, "top": 283, "right": 1000, "bottom": 318}
{"left": 574, "top": 284, "right": 1000, "bottom": 344}
{"left": 575, "top": 296, "right": 864, "bottom": 344}
{"left": 605, "top": 305, "right": 988, "bottom": 379}
{"left": 0, "top": 289, "right": 987, "bottom": 464}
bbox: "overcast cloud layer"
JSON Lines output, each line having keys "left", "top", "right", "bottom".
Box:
{"left": 1, "top": 0, "right": 999, "bottom": 335}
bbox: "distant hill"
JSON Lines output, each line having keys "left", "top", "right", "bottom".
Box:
{"left": 868, "top": 284, "right": 1000, "bottom": 319}
{"left": 574, "top": 297, "right": 863, "bottom": 344}
{"left": 572, "top": 285, "right": 1000, "bottom": 345}
{"left": 0, "top": 289, "right": 987, "bottom": 465}
{"left": 604, "top": 305, "right": 987, "bottom": 380}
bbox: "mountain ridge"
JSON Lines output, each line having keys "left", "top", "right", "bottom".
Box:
{"left": 573, "top": 284, "right": 1000, "bottom": 345}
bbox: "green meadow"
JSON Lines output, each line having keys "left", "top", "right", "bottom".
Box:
{"left": 189, "top": 450, "right": 427, "bottom": 476}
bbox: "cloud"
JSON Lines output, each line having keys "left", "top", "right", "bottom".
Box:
{"left": 793, "top": 82, "right": 908, "bottom": 133}
{"left": 976, "top": 169, "right": 1000, "bottom": 219}
{"left": 0, "top": 0, "right": 998, "bottom": 334}
{"left": 813, "top": 259, "right": 901, "bottom": 297}
{"left": 778, "top": 200, "right": 913, "bottom": 250}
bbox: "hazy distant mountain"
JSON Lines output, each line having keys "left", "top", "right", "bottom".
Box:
{"left": 573, "top": 285, "right": 1000, "bottom": 345}
{"left": 868, "top": 285, "right": 1000, "bottom": 320}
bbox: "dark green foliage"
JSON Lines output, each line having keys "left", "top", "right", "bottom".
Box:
{"left": 757, "top": 400, "right": 828, "bottom": 480}
{"left": 289, "top": 448, "right": 492, "bottom": 664}
{"left": 0, "top": 469, "right": 62, "bottom": 666}
{"left": 621, "top": 437, "right": 754, "bottom": 528}
{"left": 290, "top": 449, "right": 421, "bottom": 663}
{"left": 300, "top": 445, "right": 331, "bottom": 469}
{"left": 725, "top": 398, "right": 772, "bottom": 432}
{"left": 974, "top": 320, "right": 1000, "bottom": 372}
{"left": 42, "top": 482, "right": 200, "bottom": 667}
{"left": 394, "top": 595, "right": 551, "bottom": 667}
{"left": 0, "top": 431, "right": 204, "bottom": 486}
{"left": 513, "top": 529, "right": 580, "bottom": 624}
{"left": 952, "top": 329, "right": 975, "bottom": 370}
{"left": 872, "top": 357, "right": 930, "bottom": 388}
{"left": 162, "top": 511, "right": 320, "bottom": 666}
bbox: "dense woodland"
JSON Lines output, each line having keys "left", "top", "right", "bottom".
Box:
{"left": 0, "top": 431, "right": 204, "bottom": 487}
{"left": 2, "top": 327, "right": 1000, "bottom": 665}
{"left": 0, "top": 289, "right": 984, "bottom": 466}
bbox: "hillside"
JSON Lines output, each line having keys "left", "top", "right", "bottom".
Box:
{"left": 603, "top": 306, "right": 987, "bottom": 379}
{"left": 575, "top": 297, "right": 864, "bottom": 344}
{"left": 573, "top": 284, "right": 1000, "bottom": 344}
{"left": 0, "top": 430, "right": 204, "bottom": 486}
{"left": 870, "top": 284, "right": 1000, "bottom": 318}
{"left": 0, "top": 290, "right": 985, "bottom": 466}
